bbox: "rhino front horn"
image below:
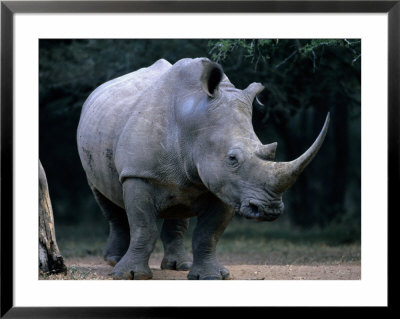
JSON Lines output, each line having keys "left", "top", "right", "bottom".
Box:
{"left": 271, "top": 112, "right": 330, "bottom": 193}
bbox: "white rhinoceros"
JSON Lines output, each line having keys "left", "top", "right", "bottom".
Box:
{"left": 77, "top": 58, "right": 329, "bottom": 280}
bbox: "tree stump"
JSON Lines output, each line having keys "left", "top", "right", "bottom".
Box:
{"left": 39, "top": 160, "right": 67, "bottom": 275}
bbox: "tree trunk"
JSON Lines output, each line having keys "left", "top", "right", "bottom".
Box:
{"left": 39, "top": 160, "right": 67, "bottom": 274}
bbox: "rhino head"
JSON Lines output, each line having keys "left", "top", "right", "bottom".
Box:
{"left": 175, "top": 59, "right": 329, "bottom": 222}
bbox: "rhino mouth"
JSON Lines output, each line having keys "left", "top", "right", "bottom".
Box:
{"left": 238, "top": 200, "right": 284, "bottom": 222}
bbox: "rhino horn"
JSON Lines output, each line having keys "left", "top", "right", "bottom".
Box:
{"left": 270, "top": 113, "right": 330, "bottom": 193}
{"left": 255, "top": 142, "right": 278, "bottom": 161}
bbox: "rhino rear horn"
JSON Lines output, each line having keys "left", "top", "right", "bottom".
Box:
{"left": 255, "top": 142, "right": 277, "bottom": 161}
{"left": 201, "top": 61, "right": 223, "bottom": 97}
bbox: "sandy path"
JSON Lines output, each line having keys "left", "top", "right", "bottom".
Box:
{"left": 44, "top": 255, "right": 360, "bottom": 280}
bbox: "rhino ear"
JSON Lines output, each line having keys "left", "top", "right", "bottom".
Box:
{"left": 201, "top": 61, "right": 224, "bottom": 97}
{"left": 244, "top": 82, "right": 265, "bottom": 102}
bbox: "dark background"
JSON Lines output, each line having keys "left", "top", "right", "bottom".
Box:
{"left": 39, "top": 39, "right": 361, "bottom": 243}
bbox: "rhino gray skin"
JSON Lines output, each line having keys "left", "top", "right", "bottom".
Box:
{"left": 77, "top": 57, "right": 329, "bottom": 280}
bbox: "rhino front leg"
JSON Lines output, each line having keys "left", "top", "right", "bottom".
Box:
{"left": 160, "top": 218, "right": 192, "bottom": 271}
{"left": 111, "top": 178, "right": 158, "bottom": 280}
{"left": 188, "top": 194, "right": 234, "bottom": 280}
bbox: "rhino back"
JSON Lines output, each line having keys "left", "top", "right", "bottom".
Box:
{"left": 77, "top": 59, "right": 172, "bottom": 206}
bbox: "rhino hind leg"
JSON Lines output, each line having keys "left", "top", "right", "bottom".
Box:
{"left": 188, "top": 194, "right": 234, "bottom": 280}
{"left": 160, "top": 218, "right": 192, "bottom": 271}
{"left": 91, "top": 186, "right": 130, "bottom": 266}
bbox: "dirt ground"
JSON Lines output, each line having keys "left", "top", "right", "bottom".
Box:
{"left": 42, "top": 254, "right": 361, "bottom": 280}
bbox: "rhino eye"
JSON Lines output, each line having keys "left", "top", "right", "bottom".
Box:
{"left": 228, "top": 154, "right": 238, "bottom": 163}
{"left": 226, "top": 150, "right": 242, "bottom": 167}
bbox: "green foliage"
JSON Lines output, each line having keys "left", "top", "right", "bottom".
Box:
{"left": 209, "top": 38, "right": 361, "bottom": 70}
{"left": 299, "top": 39, "right": 360, "bottom": 57}
{"left": 209, "top": 39, "right": 270, "bottom": 62}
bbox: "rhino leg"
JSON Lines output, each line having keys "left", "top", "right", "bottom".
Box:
{"left": 91, "top": 186, "right": 130, "bottom": 266}
{"left": 188, "top": 194, "right": 234, "bottom": 280}
{"left": 111, "top": 178, "right": 158, "bottom": 280}
{"left": 160, "top": 218, "right": 192, "bottom": 271}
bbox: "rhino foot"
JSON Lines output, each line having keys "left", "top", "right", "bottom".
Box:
{"left": 161, "top": 258, "right": 192, "bottom": 271}
{"left": 110, "top": 259, "right": 153, "bottom": 280}
{"left": 111, "top": 270, "right": 152, "bottom": 280}
{"left": 104, "top": 255, "right": 122, "bottom": 267}
{"left": 187, "top": 263, "right": 230, "bottom": 280}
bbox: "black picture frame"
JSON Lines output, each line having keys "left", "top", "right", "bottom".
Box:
{"left": 1, "top": 1, "right": 396, "bottom": 317}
